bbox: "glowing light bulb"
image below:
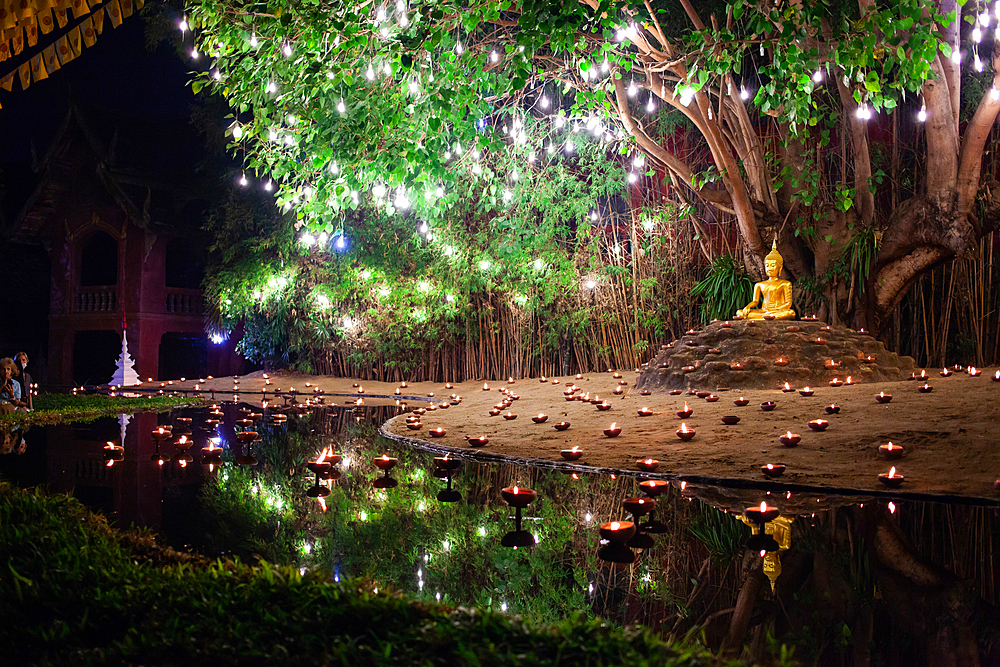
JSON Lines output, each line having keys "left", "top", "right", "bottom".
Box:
{"left": 239, "top": 174, "right": 248, "bottom": 186}
{"left": 992, "top": 87, "right": 1000, "bottom": 101}
{"left": 191, "top": 48, "right": 199, "bottom": 59}
{"left": 479, "top": 260, "right": 491, "bottom": 270}
{"left": 266, "top": 80, "right": 276, "bottom": 93}
{"left": 740, "top": 87, "right": 749, "bottom": 100}
{"left": 627, "top": 172, "right": 638, "bottom": 184}
{"left": 408, "top": 80, "right": 419, "bottom": 94}
{"left": 973, "top": 26, "right": 983, "bottom": 43}
{"left": 951, "top": 49, "right": 962, "bottom": 64}
{"left": 250, "top": 33, "right": 257, "bottom": 47}
{"left": 975, "top": 54, "right": 984, "bottom": 71}
{"left": 917, "top": 107, "right": 927, "bottom": 122}
{"left": 564, "top": 140, "right": 575, "bottom": 153}
{"left": 491, "top": 50, "right": 499, "bottom": 62}
{"left": 337, "top": 98, "right": 346, "bottom": 113}
{"left": 812, "top": 69, "right": 823, "bottom": 82}
{"left": 456, "top": 41, "right": 463, "bottom": 54}
{"left": 646, "top": 96, "right": 655, "bottom": 113}
{"left": 283, "top": 42, "right": 293, "bottom": 57}
{"left": 366, "top": 64, "right": 375, "bottom": 80}
{"left": 178, "top": 19, "right": 188, "bottom": 32}
{"left": 627, "top": 80, "right": 637, "bottom": 97}
{"left": 540, "top": 95, "right": 549, "bottom": 108}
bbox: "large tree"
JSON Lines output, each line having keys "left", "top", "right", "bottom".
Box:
{"left": 181, "top": 0, "right": 1000, "bottom": 330}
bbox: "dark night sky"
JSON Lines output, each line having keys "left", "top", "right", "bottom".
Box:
{"left": 0, "top": 15, "right": 199, "bottom": 212}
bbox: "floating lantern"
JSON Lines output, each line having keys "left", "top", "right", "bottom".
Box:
{"left": 467, "top": 436, "right": 489, "bottom": 447}
{"left": 721, "top": 415, "right": 741, "bottom": 425}
{"left": 878, "top": 466, "right": 904, "bottom": 488}
{"left": 636, "top": 458, "right": 659, "bottom": 472}
{"left": 734, "top": 397, "right": 749, "bottom": 406}
{"left": 799, "top": 386, "right": 814, "bottom": 397}
{"left": 677, "top": 404, "right": 693, "bottom": 418}
{"left": 561, "top": 446, "right": 583, "bottom": 461}
{"left": 531, "top": 413, "right": 549, "bottom": 423}
{"left": 807, "top": 419, "right": 829, "bottom": 431}
{"left": 778, "top": 431, "right": 801, "bottom": 447}
{"left": 501, "top": 485, "right": 537, "bottom": 507}
{"left": 553, "top": 421, "right": 571, "bottom": 431}
{"left": 879, "top": 442, "right": 903, "bottom": 459}
{"left": 760, "top": 401, "right": 776, "bottom": 411}
{"left": 875, "top": 392, "right": 892, "bottom": 404}
{"left": 761, "top": 463, "right": 785, "bottom": 478}
{"left": 676, "top": 423, "right": 696, "bottom": 441}
{"left": 604, "top": 423, "right": 622, "bottom": 437}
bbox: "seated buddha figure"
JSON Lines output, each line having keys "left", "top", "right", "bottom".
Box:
{"left": 737, "top": 239, "right": 795, "bottom": 320}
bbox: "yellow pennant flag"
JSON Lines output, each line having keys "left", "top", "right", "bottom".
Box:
{"left": 18, "top": 60, "right": 29, "bottom": 89}
{"left": 0, "top": 39, "right": 8, "bottom": 62}
{"left": 0, "top": 70, "right": 13, "bottom": 90}
{"left": 37, "top": 7, "right": 54, "bottom": 33}
{"left": 66, "top": 24, "right": 80, "bottom": 55}
{"left": 91, "top": 2, "right": 102, "bottom": 32}
{"left": 105, "top": 0, "right": 121, "bottom": 27}
{"left": 24, "top": 14, "right": 37, "bottom": 44}
{"left": 80, "top": 14, "right": 94, "bottom": 46}
{"left": 29, "top": 52, "right": 47, "bottom": 81}
{"left": 0, "top": 1, "right": 16, "bottom": 30}
{"left": 54, "top": 6, "right": 67, "bottom": 27}
{"left": 70, "top": 0, "right": 88, "bottom": 18}
{"left": 134, "top": 0, "right": 142, "bottom": 9}
{"left": 10, "top": 24, "right": 22, "bottom": 54}
{"left": 42, "top": 42, "right": 58, "bottom": 72}
{"left": 55, "top": 33, "right": 73, "bottom": 64}
{"left": 119, "top": 0, "right": 132, "bottom": 19}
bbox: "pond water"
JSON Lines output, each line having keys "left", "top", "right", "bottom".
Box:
{"left": 2, "top": 402, "right": 999, "bottom": 665}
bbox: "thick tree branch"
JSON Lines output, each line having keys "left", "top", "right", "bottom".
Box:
{"left": 922, "top": 53, "right": 961, "bottom": 207}
{"left": 956, "top": 58, "right": 1000, "bottom": 216}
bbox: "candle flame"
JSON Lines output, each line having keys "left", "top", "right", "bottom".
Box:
{"left": 179, "top": 459, "right": 188, "bottom": 468}
{"left": 766, "top": 464, "right": 774, "bottom": 470}
{"left": 879, "top": 391, "right": 885, "bottom": 397}
{"left": 644, "top": 458, "right": 654, "bottom": 464}
{"left": 760, "top": 501, "right": 767, "bottom": 512}
{"left": 760, "top": 549, "right": 767, "bottom": 557}
{"left": 571, "top": 446, "right": 579, "bottom": 452}
{"left": 680, "top": 422, "right": 689, "bottom": 431}
{"left": 784, "top": 382, "right": 790, "bottom": 390}
{"left": 178, "top": 435, "right": 188, "bottom": 444}
{"left": 537, "top": 413, "right": 545, "bottom": 418}
{"left": 318, "top": 496, "right": 327, "bottom": 512}
{"left": 106, "top": 459, "right": 114, "bottom": 467}
{"left": 680, "top": 481, "right": 687, "bottom": 490}
{"left": 803, "top": 386, "right": 811, "bottom": 391}
{"left": 209, "top": 463, "right": 215, "bottom": 473}
{"left": 610, "top": 422, "right": 618, "bottom": 429}
{"left": 886, "top": 442, "right": 895, "bottom": 450}
{"left": 888, "top": 501, "right": 896, "bottom": 514}
{"left": 483, "top": 383, "right": 489, "bottom": 389}
{"left": 513, "top": 486, "right": 519, "bottom": 493}
{"left": 889, "top": 466, "right": 897, "bottom": 478}
{"left": 609, "top": 522, "right": 621, "bottom": 530}
{"left": 381, "top": 454, "right": 390, "bottom": 461}
{"left": 683, "top": 403, "right": 689, "bottom": 411}
{"left": 970, "top": 366, "right": 977, "bottom": 374}
{"left": 786, "top": 431, "right": 793, "bottom": 438}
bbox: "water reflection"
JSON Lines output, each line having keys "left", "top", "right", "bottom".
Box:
{"left": 2, "top": 402, "right": 999, "bottom": 664}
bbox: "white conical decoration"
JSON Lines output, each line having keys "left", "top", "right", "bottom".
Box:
{"left": 111, "top": 330, "right": 140, "bottom": 387}
{"left": 119, "top": 413, "right": 132, "bottom": 445}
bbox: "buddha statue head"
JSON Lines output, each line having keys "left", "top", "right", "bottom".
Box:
{"left": 764, "top": 238, "right": 783, "bottom": 278}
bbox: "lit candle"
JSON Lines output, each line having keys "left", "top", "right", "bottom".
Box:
{"left": 676, "top": 423, "right": 696, "bottom": 441}
{"left": 501, "top": 485, "right": 537, "bottom": 507}
{"left": 879, "top": 442, "right": 904, "bottom": 459}
{"left": 373, "top": 454, "right": 398, "bottom": 472}
{"left": 940, "top": 368, "right": 952, "bottom": 377}
{"left": 428, "top": 427, "right": 447, "bottom": 437}
{"left": 760, "top": 401, "right": 776, "bottom": 411}
{"left": 845, "top": 376, "right": 855, "bottom": 385}
{"left": 483, "top": 383, "right": 490, "bottom": 390}
{"left": 779, "top": 431, "right": 801, "bottom": 447}
{"left": 705, "top": 394, "right": 720, "bottom": 402}
{"left": 994, "top": 370, "right": 1000, "bottom": 382}
{"left": 532, "top": 413, "right": 549, "bottom": 423}
{"left": 774, "top": 356, "right": 789, "bottom": 366}
{"left": 825, "top": 404, "right": 841, "bottom": 414}
{"left": 636, "top": 458, "right": 659, "bottom": 472}
{"left": 503, "top": 412, "right": 518, "bottom": 420}
{"left": 829, "top": 378, "right": 843, "bottom": 387}
{"left": 596, "top": 401, "right": 611, "bottom": 411}
{"left": 604, "top": 422, "right": 622, "bottom": 437}
{"left": 561, "top": 446, "right": 583, "bottom": 461}
{"left": 466, "top": 436, "right": 489, "bottom": 447}
{"left": 613, "top": 385, "right": 624, "bottom": 395}
{"left": 808, "top": 418, "right": 829, "bottom": 431}
{"left": 918, "top": 383, "right": 933, "bottom": 393}
{"left": 553, "top": 421, "right": 571, "bottom": 431}
{"left": 969, "top": 366, "right": 981, "bottom": 377}
{"left": 782, "top": 382, "right": 794, "bottom": 392}
{"left": 878, "top": 466, "right": 905, "bottom": 487}
{"left": 599, "top": 520, "right": 636, "bottom": 543}
{"left": 744, "top": 501, "right": 779, "bottom": 524}
{"left": 734, "top": 396, "right": 749, "bottom": 406}
{"left": 875, "top": 391, "right": 892, "bottom": 404}
{"left": 639, "top": 479, "right": 669, "bottom": 496}
{"left": 799, "top": 386, "right": 814, "bottom": 396}
{"left": 761, "top": 463, "right": 785, "bottom": 478}
{"left": 677, "top": 404, "right": 693, "bottom": 418}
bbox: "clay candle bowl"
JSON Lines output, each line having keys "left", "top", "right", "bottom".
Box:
{"left": 825, "top": 359, "right": 840, "bottom": 370}
{"left": 373, "top": 455, "right": 398, "bottom": 472}
{"left": 677, "top": 404, "right": 693, "bottom": 419}
{"left": 940, "top": 368, "right": 952, "bottom": 377}
{"left": 669, "top": 389, "right": 683, "bottom": 395}
{"left": 761, "top": 463, "right": 786, "bottom": 478}
{"left": 807, "top": 419, "right": 829, "bottom": 432}
{"left": 561, "top": 446, "right": 583, "bottom": 461}
{"left": 705, "top": 394, "right": 720, "bottom": 403}
{"left": 829, "top": 378, "right": 844, "bottom": 387}
{"left": 428, "top": 428, "right": 447, "bottom": 438}
{"left": 825, "top": 404, "right": 841, "bottom": 415}
{"left": 676, "top": 423, "right": 696, "bottom": 441}
{"left": 604, "top": 423, "right": 622, "bottom": 438}
{"left": 760, "top": 401, "right": 776, "bottom": 412}
{"left": 875, "top": 392, "right": 893, "bottom": 404}
{"left": 782, "top": 382, "right": 794, "bottom": 393}
{"left": 482, "top": 383, "right": 491, "bottom": 391}
{"left": 503, "top": 412, "right": 518, "bottom": 420}
{"left": 553, "top": 421, "right": 571, "bottom": 431}
{"left": 599, "top": 520, "right": 636, "bottom": 543}
{"left": 721, "top": 415, "right": 741, "bottom": 425}
{"left": 623, "top": 498, "right": 656, "bottom": 523}
{"left": 695, "top": 390, "right": 711, "bottom": 399}
{"left": 879, "top": 442, "right": 904, "bottom": 460}
{"left": 613, "top": 386, "right": 624, "bottom": 396}
{"left": 433, "top": 456, "right": 461, "bottom": 472}
{"left": 639, "top": 479, "right": 669, "bottom": 497}
{"left": 501, "top": 485, "right": 537, "bottom": 508}
{"left": 878, "top": 466, "right": 905, "bottom": 488}
{"left": 799, "top": 387, "right": 814, "bottom": 397}
{"left": 406, "top": 422, "right": 423, "bottom": 430}
{"left": 531, "top": 413, "right": 549, "bottom": 424}
{"left": 734, "top": 397, "right": 749, "bottom": 407}
{"left": 845, "top": 376, "right": 856, "bottom": 385}
{"left": 636, "top": 407, "right": 653, "bottom": 417}
{"left": 744, "top": 502, "right": 780, "bottom": 524}
{"left": 636, "top": 458, "right": 659, "bottom": 472}
{"left": 773, "top": 357, "right": 789, "bottom": 367}
{"left": 467, "top": 436, "right": 489, "bottom": 447}
{"left": 488, "top": 408, "right": 501, "bottom": 416}
{"left": 730, "top": 362, "right": 744, "bottom": 371}
{"left": 307, "top": 459, "right": 333, "bottom": 475}
{"left": 564, "top": 395, "right": 576, "bottom": 402}
{"left": 596, "top": 401, "right": 612, "bottom": 411}
{"left": 918, "top": 383, "right": 933, "bottom": 393}
{"left": 236, "top": 431, "right": 258, "bottom": 445}
{"left": 640, "top": 389, "right": 651, "bottom": 396}
{"left": 778, "top": 431, "right": 801, "bottom": 447}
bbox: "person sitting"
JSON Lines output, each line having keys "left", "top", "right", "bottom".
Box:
{"left": 0, "top": 357, "right": 27, "bottom": 413}
{"left": 737, "top": 239, "right": 796, "bottom": 320}
{"left": 14, "top": 352, "right": 33, "bottom": 411}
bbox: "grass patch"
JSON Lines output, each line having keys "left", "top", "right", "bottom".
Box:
{"left": 0, "top": 482, "right": 747, "bottom": 666}
{"left": 0, "top": 393, "right": 208, "bottom": 427}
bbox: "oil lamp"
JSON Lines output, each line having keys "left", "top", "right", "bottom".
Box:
{"left": 604, "top": 423, "right": 622, "bottom": 437}
{"left": 721, "top": 415, "right": 740, "bottom": 425}
{"left": 733, "top": 397, "right": 749, "bottom": 406}
{"left": 636, "top": 407, "right": 653, "bottom": 417}
{"left": 466, "top": 436, "right": 489, "bottom": 447}
{"left": 428, "top": 427, "right": 447, "bottom": 437}
{"left": 918, "top": 383, "right": 933, "bottom": 393}
{"left": 825, "top": 404, "right": 841, "bottom": 414}
{"left": 561, "top": 446, "right": 583, "bottom": 461}
{"left": 807, "top": 419, "right": 829, "bottom": 431}
{"left": 636, "top": 458, "right": 659, "bottom": 472}
{"left": 878, "top": 466, "right": 904, "bottom": 488}
{"left": 677, "top": 404, "right": 693, "bottom": 418}
{"left": 760, "top": 401, "right": 776, "bottom": 411}
{"left": 875, "top": 392, "right": 892, "bottom": 404}
{"left": 782, "top": 382, "right": 794, "bottom": 392}
{"left": 761, "top": 463, "right": 785, "bottom": 478}
{"left": 503, "top": 412, "right": 517, "bottom": 420}
{"left": 778, "top": 431, "right": 800, "bottom": 447}
{"left": 531, "top": 413, "right": 548, "bottom": 423}
{"left": 799, "top": 386, "right": 814, "bottom": 397}
{"left": 676, "top": 423, "right": 695, "bottom": 441}
{"left": 553, "top": 421, "right": 571, "bottom": 431}
{"left": 879, "top": 442, "right": 903, "bottom": 459}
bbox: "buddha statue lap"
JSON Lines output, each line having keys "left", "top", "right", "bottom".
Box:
{"left": 737, "top": 239, "right": 795, "bottom": 320}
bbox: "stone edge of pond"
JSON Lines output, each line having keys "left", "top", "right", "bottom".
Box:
{"left": 379, "top": 421, "right": 1000, "bottom": 509}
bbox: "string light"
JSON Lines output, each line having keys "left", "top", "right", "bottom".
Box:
{"left": 283, "top": 42, "right": 293, "bottom": 57}
{"left": 250, "top": 32, "right": 257, "bottom": 47}
{"left": 337, "top": 98, "right": 347, "bottom": 113}
{"left": 366, "top": 64, "right": 375, "bottom": 80}
{"left": 191, "top": 48, "right": 199, "bottom": 59}
{"left": 975, "top": 53, "right": 984, "bottom": 72}
{"left": 740, "top": 87, "right": 749, "bottom": 100}
{"left": 540, "top": 95, "right": 549, "bottom": 108}
{"left": 646, "top": 95, "right": 655, "bottom": 113}
{"left": 812, "top": 69, "right": 823, "bottom": 82}
{"left": 491, "top": 50, "right": 499, "bottom": 62}
{"left": 951, "top": 49, "right": 962, "bottom": 64}
{"left": 266, "top": 80, "right": 276, "bottom": 93}
{"left": 973, "top": 26, "right": 983, "bottom": 43}
{"left": 239, "top": 173, "right": 248, "bottom": 186}
{"left": 917, "top": 104, "right": 927, "bottom": 122}
{"left": 178, "top": 18, "right": 188, "bottom": 32}
{"left": 627, "top": 80, "right": 637, "bottom": 97}
{"left": 456, "top": 41, "right": 463, "bottom": 54}
{"left": 992, "top": 87, "right": 1000, "bottom": 101}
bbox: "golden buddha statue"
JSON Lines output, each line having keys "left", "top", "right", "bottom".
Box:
{"left": 737, "top": 239, "right": 795, "bottom": 320}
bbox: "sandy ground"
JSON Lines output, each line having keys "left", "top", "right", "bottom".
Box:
{"left": 175, "top": 368, "right": 1000, "bottom": 502}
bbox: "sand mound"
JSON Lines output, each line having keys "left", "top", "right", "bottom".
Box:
{"left": 636, "top": 320, "right": 917, "bottom": 392}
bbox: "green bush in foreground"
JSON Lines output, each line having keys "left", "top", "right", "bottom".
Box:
{"left": 0, "top": 483, "right": 747, "bottom": 666}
